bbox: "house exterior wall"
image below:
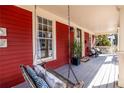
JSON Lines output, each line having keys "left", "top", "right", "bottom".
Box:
{"left": 0, "top": 5, "right": 74, "bottom": 87}
{"left": 17, "top": 5, "right": 94, "bottom": 62}
{"left": 46, "top": 21, "right": 74, "bottom": 69}
{"left": 0, "top": 5, "right": 94, "bottom": 87}
{"left": 0, "top": 6, "right": 33, "bottom": 87}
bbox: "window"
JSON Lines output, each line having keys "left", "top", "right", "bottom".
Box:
{"left": 76, "top": 28, "right": 82, "bottom": 44}
{"left": 37, "top": 16, "right": 53, "bottom": 59}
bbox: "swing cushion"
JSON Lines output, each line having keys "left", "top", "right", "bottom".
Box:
{"left": 34, "top": 65, "right": 46, "bottom": 78}
{"left": 34, "top": 65, "right": 66, "bottom": 88}
{"left": 26, "top": 65, "right": 49, "bottom": 88}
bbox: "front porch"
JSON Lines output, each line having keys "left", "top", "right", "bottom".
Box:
{"left": 15, "top": 54, "right": 119, "bottom": 88}
{"left": 0, "top": 5, "right": 123, "bottom": 88}
{"left": 56, "top": 54, "right": 118, "bottom": 88}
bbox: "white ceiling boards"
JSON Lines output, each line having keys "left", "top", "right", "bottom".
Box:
{"left": 39, "top": 5, "right": 119, "bottom": 34}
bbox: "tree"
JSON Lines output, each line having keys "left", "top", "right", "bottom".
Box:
{"left": 96, "top": 35, "right": 111, "bottom": 46}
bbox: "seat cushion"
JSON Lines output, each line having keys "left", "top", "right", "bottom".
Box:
{"left": 34, "top": 65, "right": 46, "bottom": 78}
{"left": 26, "top": 65, "right": 49, "bottom": 88}
{"left": 26, "top": 65, "right": 37, "bottom": 78}
{"left": 45, "top": 71, "right": 66, "bottom": 88}
{"left": 34, "top": 76, "right": 49, "bottom": 88}
{"left": 34, "top": 65, "right": 66, "bottom": 88}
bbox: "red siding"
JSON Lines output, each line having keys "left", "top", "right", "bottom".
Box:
{"left": 0, "top": 6, "right": 32, "bottom": 88}
{"left": 84, "top": 32, "right": 90, "bottom": 56}
{"left": 46, "top": 21, "right": 74, "bottom": 69}
{"left": 0, "top": 6, "right": 74, "bottom": 87}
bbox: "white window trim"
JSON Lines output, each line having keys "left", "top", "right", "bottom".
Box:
{"left": 35, "top": 14, "right": 56, "bottom": 65}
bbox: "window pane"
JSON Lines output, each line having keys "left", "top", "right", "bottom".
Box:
{"left": 39, "top": 32, "right": 42, "bottom": 37}
{"left": 41, "top": 50, "right": 46, "bottom": 58}
{"left": 48, "top": 40, "right": 52, "bottom": 50}
{"left": 39, "top": 31, "right": 47, "bottom": 38}
{"left": 48, "top": 27, "right": 52, "bottom": 32}
{"left": 48, "top": 40, "right": 52, "bottom": 57}
{"left": 48, "top": 20, "right": 52, "bottom": 26}
{"left": 43, "top": 25, "right": 47, "bottom": 31}
{"left": 43, "top": 32, "right": 46, "bottom": 38}
{"left": 37, "top": 39, "right": 53, "bottom": 58}
{"left": 37, "top": 39, "right": 42, "bottom": 58}
{"left": 37, "top": 50, "right": 46, "bottom": 58}
{"left": 41, "top": 39, "right": 48, "bottom": 58}
{"left": 47, "top": 32, "right": 52, "bottom": 38}
{"left": 38, "top": 24, "right": 42, "bottom": 30}
{"left": 38, "top": 17, "right": 42, "bottom": 23}
{"left": 48, "top": 50, "right": 52, "bottom": 57}
{"left": 43, "top": 18, "right": 47, "bottom": 25}
{"left": 41, "top": 39, "right": 46, "bottom": 49}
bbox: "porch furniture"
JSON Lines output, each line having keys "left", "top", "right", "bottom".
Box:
{"left": 20, "top": 64, "right": 84, "bottom": 88}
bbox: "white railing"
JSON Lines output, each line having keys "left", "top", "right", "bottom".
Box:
{"left": 95, "top": 46, "right": 117, "bottom": 54}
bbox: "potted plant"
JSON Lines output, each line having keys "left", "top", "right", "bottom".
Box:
{"left": 71, "top": 39, "right": 82, "bottom": 66}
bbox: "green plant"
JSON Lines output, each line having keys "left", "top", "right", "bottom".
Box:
{"left": 72, "top": 39, "right": 82, "bottom": 58}
{"left": 96, "top": 35, "right": 111, "bottom": 46}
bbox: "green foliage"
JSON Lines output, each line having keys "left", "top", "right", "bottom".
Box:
{"left": 96, "top": 35, "right": 111, "bottom": 46}
{"left": 72, "top": 39, "right": 82, "bottom": 58}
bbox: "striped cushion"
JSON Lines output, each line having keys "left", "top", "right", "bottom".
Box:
{"left": 26, "top": 65, "right": 37, "bottom": 78}
{"left": 34, "top": 76, "right": 49, "bottom": 88}
{"left": 34, "top": 65, "right": 46, "bottom": 78}
{"left": 26, "top": 65, "right": 49, "bottom": 88}
{"left": 34, "top": 65, "right": 66, "bottom": 88}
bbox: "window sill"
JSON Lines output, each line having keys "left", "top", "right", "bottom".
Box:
{"left": 36, "top": 57, "right": 56, "bottom": 65}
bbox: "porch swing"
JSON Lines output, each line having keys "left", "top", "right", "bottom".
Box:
{"left": 20, "top": 5, "right": 84, "bottom": 88}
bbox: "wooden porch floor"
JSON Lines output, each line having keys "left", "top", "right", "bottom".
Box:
{"left": 15, "top": 54, "right": 119, "bottom": 88}
{"left": 55, "top": 54, "right": 119, "bottom": 88}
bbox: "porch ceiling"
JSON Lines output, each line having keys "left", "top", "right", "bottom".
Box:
{"left": 38, "top": 5, "right": 119, "bottom": 34}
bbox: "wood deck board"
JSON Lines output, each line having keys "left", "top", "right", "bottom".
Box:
{"left": 83, "top": 57, "right": 105, "bottom": 88}
{"left": 114, "top": 56, "right": 119, "bottom": 88}
{"left": 106, "top": 60, "right": 115, "bottom": 88}
{"left": 99, "top": 59, "right": 113, "bottom": 88}
{"left": 56, "top": 54, "right": 119, "bottom": 88}
{"left": 15, "top": 54, "right": 118, "bottom": 88}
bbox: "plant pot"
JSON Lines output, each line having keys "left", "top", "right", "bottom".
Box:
{"left": 71, "top": 57, "right": 80, "bottom": 66}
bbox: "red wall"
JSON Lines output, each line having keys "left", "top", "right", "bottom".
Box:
{"left": 46, "top": 21, "right": 74, "bottom": 69}
{"left": 0, "top": 6, "right": 33, "bottom": 88}
{"left": 84, "top": 32, "right": 90, "bottom": 56}
{"left": 0, "top": 6, "right": 74, "bottom": 87}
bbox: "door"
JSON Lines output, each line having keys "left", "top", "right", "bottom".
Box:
{"left": 84, "top": 32, "right": 90, "bottom": 56}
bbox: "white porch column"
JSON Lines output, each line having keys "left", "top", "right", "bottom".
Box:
{"left": 118, "top": 7, "right": 124, "bottom": 87}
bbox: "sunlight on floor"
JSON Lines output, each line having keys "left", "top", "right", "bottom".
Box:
{"left": 99, "top": 54, "right": 116, "bottom": 57}
{"left": 87, "top": 55, "right": 118, "bottom": 88}
{"left": 105, "top": 56, "right": 113, "bottom": 62}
